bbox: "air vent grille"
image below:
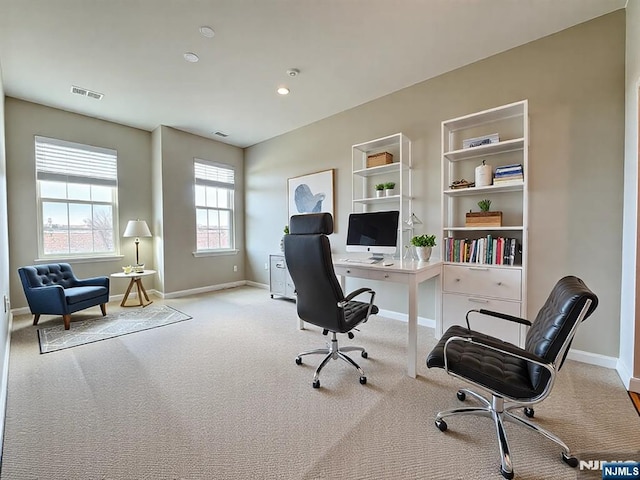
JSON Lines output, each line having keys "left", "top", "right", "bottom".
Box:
{"left": 70, "top": 85, "right": 104, "bottom": 100}
{"left": 214, "top": 131, "right": 229, "bottom": 138}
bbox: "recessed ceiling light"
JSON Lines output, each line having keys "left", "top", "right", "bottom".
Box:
{"left": 199, "top": 26, "right": 215, "bottom": 38}
{"left": 183, "top": 52, "right": 199, "bottom": 63}
{"left": 277, "top": 87, "right": 290, "bottom": 95}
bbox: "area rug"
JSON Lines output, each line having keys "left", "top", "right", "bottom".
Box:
{"left": 37, "top": 305, "right": 191, "bottom": 354}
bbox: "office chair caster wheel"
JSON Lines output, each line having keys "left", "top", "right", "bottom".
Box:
{"left": 524, "top": 407, "right": 534, "bottom": 418}
{"left": 295, "top": 357, "right": 302, "bottom": 365}
{"left": 500, "top": 466, "right": 514, "bottom": 479}
{"left": 361, "top": 351, "right": 368, "bottom": 359}
{"left": 562, "top": 453, "right": 579, "bottom": 468}
{"left": 312, "top": 380, "right": 320, "bottom": 388}
{"left": 456, "top": 390, "right": 466, "bottom": 401}
{"left": 435, "top": 419, "right": 447, "bottom": 432}
{"left": 359, "top": 376, "right": 367, "bottom": 385}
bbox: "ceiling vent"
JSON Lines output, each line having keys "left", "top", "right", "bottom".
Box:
{"left": 214, "top": 131, "right": 229, "bottom": 138}
{"left": 70, "top": 85, "right": 104, "bottom": 100}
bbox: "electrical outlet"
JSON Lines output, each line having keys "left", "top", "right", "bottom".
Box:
{"left": 233, "top": 265, "right": 238, "bottom": 272}
{"left": 264, "top": 262, "right": 268, "bottom": 270}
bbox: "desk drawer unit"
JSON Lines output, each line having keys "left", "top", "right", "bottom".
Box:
{"left": 443, "top": 265, "right": 521, "bottom": 300}
{"left": 442, "top": 264, "right": 524, "bottom": 345}
{"left": 269, "top": 254, "right": 295, "bottom": 300}
{"left": 335, "top": 265, "right": 407, "bottom": 284}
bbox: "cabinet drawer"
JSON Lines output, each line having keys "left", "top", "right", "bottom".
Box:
{"left": 334, "top": 265, "right": 407, "bottom": 284}
{"left": 443, "top": 265, "right": 521, "bottom": 301}
{"left": 442, "top": 293, "right": 522, "bottom": 345}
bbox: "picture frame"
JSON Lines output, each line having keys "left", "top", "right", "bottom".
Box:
{"left": 287, "top": 169, "right": 335, "bottom": 222}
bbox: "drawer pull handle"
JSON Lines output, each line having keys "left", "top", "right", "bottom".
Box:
{"left": 276, "top": 263, "right": 285, "bottom": 269}
{"left": 468, "top": 298, "right": 489, "bottom": 304}
{"left": 346, "top": 269, "right": 351, "bottom": 274}
{"left": 469, "top": 267, "right": 489, "bottom": 272}
{"left": 497, "top": 282, "right": 503, "bottom": 286}
{"left": 455, "top": 278, "right": 460, "bottom": 282}
{"left": 384, "top": 274, "right": 389, "bottom": 278}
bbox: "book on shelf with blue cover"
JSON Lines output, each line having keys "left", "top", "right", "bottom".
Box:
{"left": 495, "top": 163, "right": 522, "bottom": 173}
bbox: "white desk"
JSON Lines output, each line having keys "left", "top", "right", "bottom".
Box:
{"left": 332, "top": 258, "right": 442, "bottom": 378}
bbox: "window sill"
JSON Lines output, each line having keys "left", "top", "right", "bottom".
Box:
{"left": 192, "top": 249, "right": 239, "bottom": 258}
{"left": 35, "top": 255, "right": 125, "bottom": 264}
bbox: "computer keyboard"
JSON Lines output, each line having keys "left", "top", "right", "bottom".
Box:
{"left": 343, "top": 258, "right": 379, "bottom": 264}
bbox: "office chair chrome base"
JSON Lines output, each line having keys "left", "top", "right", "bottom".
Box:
{"left": 295, "top": 331, "right": 367, "bottom": 388}
{"left": 434, "top": 388, "right": 578, "bottom": 480}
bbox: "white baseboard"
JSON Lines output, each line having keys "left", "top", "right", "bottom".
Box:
{"left": 0, "top": 310, "right": 13, "bottom": 462}
{"left": 376, "top": 308, "right": 435, "bottom": 329}
{"left": 161, "top": 280, "right": 247, "bottom": 299}
{"left": 615, "top": 358, "right": 640, "bottom": 392}
{"left": 246, "top": 281, "right": 268, "bottom": 290}
{"left": 566, "top": 349, "right": 618, "bottom": 369}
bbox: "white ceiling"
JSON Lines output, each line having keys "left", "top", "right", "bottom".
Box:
{"left": 0, "top": 0, "right": 626, "bottom": 148}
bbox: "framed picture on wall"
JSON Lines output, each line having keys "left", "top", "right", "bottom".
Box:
{"left": 287, "top": 169, "right": 335, "bottom": 222}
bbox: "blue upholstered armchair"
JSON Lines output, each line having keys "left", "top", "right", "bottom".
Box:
{"left": 18, "top": 263, "right": 110, "bottom": 330}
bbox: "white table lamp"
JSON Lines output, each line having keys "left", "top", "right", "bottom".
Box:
{"left": 123, "top": 219, "right": 152, "bottom": 266}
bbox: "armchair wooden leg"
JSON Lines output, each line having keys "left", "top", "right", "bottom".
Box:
{"left": 33, "top": 314, "right": 40, "bottom": 326}
{"left": 100, "top": 303, "right": 107, "bottom": 316}
{"left": 63, "top": 315, "right": 71, "bottom": 330}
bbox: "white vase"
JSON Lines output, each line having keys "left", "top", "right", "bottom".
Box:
{"left": 375, "top": 190, "right": 383, "bottom": 198}
{"left": 385, "top": 189, "right": 394, "bottom": 197}
{"left": 415, "top": 246, "right": 432, "bottom": 262}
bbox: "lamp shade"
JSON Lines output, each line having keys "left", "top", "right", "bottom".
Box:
{"left": 123, "top": 219, "right": 152, "bottom": 238}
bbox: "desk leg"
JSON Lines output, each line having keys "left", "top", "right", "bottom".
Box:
{"left": 407, "top": 277, "right": 418, "bottom": 378}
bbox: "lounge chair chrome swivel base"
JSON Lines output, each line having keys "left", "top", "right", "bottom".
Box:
{"left": 295, "top": 331, "right": 368, "bottom": 388}
{"left": 434, "top": 388, "right": 579, "bottom": 480}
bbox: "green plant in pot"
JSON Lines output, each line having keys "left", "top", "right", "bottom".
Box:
{"left": 280, "top": 225, "right": 289, "bottom": 252}
{"left": 375, "top": 183, "right": 385, "bottom": 197}
{"left": 410, "top": 234, "right": 436, "bottom": 261}
{"left": 478, "top": 199, "right": 492, "bottom": 212}
{"left": 384, "top": 182, "right": 396, "bottom": 197}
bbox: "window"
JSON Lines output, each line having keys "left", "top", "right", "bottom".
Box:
{"left": 35, "top": 136, "right": 118, "bottom": 258}
{"left": 194, "top": 159, "right": 235, "bottom": 252}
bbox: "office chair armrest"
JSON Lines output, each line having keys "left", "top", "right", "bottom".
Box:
{"left": 465, "top": 309, "right": 532, "bottom": 330}
{"left": 443, "top": 335, "right": 556, "bottom": 403}
{"left": 343, "top": 287, "right": 374, "bottom": 303}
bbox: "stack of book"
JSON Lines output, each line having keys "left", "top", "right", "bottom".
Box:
{"left": 494, "top": 164, "right": 523, "bottom": 185}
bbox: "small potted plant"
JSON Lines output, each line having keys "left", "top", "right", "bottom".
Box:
{"left": 410, "top": 234, "right": 436, "bottom": 262}
{"left": 280, "top": 225, "right": 289, "bottom": 252}
{"left": 465, "top": 199, "right": 502, "bottom": 227}
{"left": 384, "top": 182, "right": 396, "bottom": 197}
{"left": 375, "top": 183, "right": 385, "bottom": 198}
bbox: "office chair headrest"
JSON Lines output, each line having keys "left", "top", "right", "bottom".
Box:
{"left": 289, "top": 213, "right": 333, "bottom": 235}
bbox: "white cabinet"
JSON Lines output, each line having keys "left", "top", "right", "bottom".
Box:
{"left": 351, "top": 133, "right": 412, "bottom": 255}
{"left": 440, "top": 100, "right": 528, "bottom": 345}
{"left": 269, "top": 254, "right": 295, "bottom": 300}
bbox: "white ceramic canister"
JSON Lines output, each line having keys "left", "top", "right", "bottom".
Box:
{"left": 475, "top": 160, "right": 493, "bottom": 187}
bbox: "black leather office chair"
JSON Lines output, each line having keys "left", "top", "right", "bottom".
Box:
{"left": 427, "top": 276, "right": 598, "bottom": 479}
{"left": 284, "top": 213, "right": 379, "bottom": 388}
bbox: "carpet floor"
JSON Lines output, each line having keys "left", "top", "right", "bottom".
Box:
{"left": 2, "top": 286, "right": 639, "bottom": 479}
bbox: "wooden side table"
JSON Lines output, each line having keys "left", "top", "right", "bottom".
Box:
{"left": 110, "top": 270, "right": 156, "bottom": 307}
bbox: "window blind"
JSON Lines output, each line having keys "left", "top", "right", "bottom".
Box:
{"left": 35, "top": 136, "right": 117, "bottom": 186}
{"left": 194, "top": 160, "right": 235, "bottom": 189}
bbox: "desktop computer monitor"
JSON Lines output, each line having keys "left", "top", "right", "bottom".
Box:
{"left": 346, "top": 210, "right": 400, "bottom": 260}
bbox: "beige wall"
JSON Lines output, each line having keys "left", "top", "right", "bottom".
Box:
{"left": 5, "top": 99, "right": 152, "bottom": 305}
{"left": 245, "top": 12, "right": 626, "bottom": 358}
{"left": 5, "top": 100, "right": 245, "bottom": 307}
{"left": 154, "top": 126, "right": 245, "bottom": 296}
{"left": 621, "top": 2, "right": 640, "bottom": 388}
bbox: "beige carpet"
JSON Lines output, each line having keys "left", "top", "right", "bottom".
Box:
{"left": 2, "top": 286, "right": 639, "bottom": 479}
